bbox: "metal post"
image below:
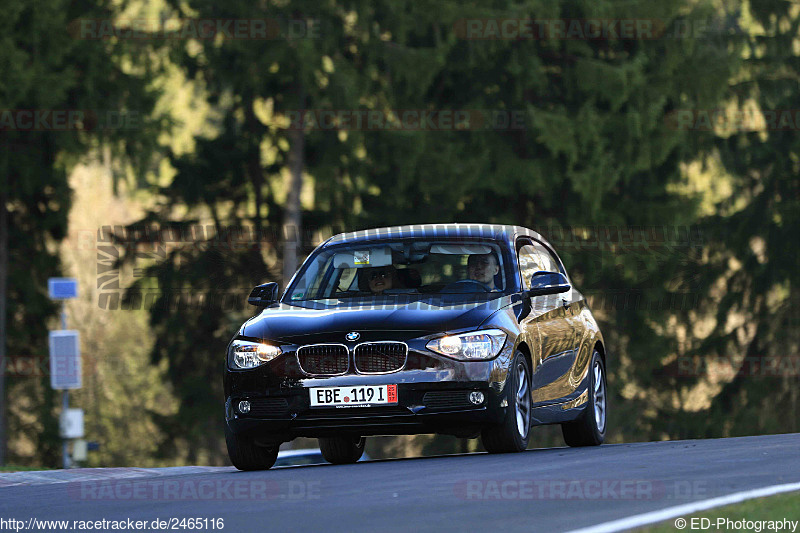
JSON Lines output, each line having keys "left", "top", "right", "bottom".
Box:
{"left": 62, "top": 390, "right": 69, "bottom": 469}
{"left": 61, "top": 303, "right": 69, "bottom": 469}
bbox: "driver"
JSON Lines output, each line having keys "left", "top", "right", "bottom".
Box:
{"left": 467, "top": 253, "right": 500, "bottom": 290}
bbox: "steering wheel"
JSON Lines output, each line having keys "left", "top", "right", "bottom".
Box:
{"left": 442, "top": 279, "right": 492, "bottom": 293}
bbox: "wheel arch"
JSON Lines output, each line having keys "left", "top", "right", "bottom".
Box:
{"left": 515, "top": 340, "right": 534, "bottom": 374}
{"left": 593, "top": 340, "right": 606, "bottom": 365}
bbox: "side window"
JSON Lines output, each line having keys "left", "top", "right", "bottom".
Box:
{"left": 532, "top": 241, "right": 562, "bottom": 274}
{"left": 518, "top": 244, "right": 544, "bottom": 289}
{"left": 518, "top": 240, "right": 564, "bottom": 289}
{"left": 335, "top": 268, "right": 358, "bottom": 293}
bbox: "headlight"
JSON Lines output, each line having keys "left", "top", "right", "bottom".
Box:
{"left": 229, "top": 340, "right": 282, "bottom": 369}
{"left": 426, "top": 329, "right": 507, "bottom": 360}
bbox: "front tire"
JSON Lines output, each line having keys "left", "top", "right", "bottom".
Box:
{"left": 318, "top": 436, "right": 365, "bottom": 464}
{"left": 225, "top": 425, "right": 279, "bottom": 471}
{"left": 482, "top": 351, "right": 532, "bottom": 453}
{"left": 562, "top": 349, "right": 607, "bottom": 447}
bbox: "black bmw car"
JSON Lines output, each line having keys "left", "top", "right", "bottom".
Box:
{"left": 224, "top": 224, "right": 607, "bottom": 470}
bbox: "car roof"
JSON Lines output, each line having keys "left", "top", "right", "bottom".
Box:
{"left": 323, "top": 223, "right": 550, "bottom": 249}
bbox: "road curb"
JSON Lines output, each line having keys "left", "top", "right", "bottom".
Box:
{"left": 0, "top": 466, "right": 234, "bottom": 488}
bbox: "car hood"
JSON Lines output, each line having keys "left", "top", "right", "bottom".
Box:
{"left": 239, "top": 296, "right": 516, "bottom": 343}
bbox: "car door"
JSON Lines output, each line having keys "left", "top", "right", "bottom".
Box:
{"left": 518, "top": 239, "right": 578, "bottom": 403}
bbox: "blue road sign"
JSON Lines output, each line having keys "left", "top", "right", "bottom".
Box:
{"left": 48, "top": 278, "right": 78, "bottom": 300}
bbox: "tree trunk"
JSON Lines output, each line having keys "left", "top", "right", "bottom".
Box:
{"left": 244, "top": 94, "right": 265, "bottom": 240}
{"left": 0, "top": 171, "right": 7, "bottom": 466}
{"left": 282, "top": 90, "right": 306, "bottom": 289}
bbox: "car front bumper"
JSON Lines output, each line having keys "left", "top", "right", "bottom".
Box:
{"left": 224, "top": 346, "right": 515, "bottom": 443}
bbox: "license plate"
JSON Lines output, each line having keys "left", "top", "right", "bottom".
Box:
{"left": 310, "top": 384, "right": 398, "bottom": 408}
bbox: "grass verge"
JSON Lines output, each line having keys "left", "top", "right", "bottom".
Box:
{"left": 642, "top": 491, "right": 800, "bottom": 531}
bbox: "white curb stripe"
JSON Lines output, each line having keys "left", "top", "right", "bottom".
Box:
{"left": 0, "top": 466, "right": 234, "bottom": 488}
{"left": 565, "top": 481, "right": 800, "bottom": 533}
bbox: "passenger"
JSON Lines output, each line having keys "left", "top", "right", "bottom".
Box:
{"left": 467, "top": 253, "right": 500, "bottom": 290}
{"left": 361, "top": 266, "right": 396, "bottom": 294}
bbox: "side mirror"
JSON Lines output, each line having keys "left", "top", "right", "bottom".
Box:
{"left": 248, "top": 282, "right": 280, "bottom": 307}
{"left": 527, "top": 271, "right": 570, "bottom": 297}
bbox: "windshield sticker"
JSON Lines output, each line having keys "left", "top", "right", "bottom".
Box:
{"left": 291, "top": 292, "right": 304, "bottom": 300}
{"left": 354, "top": 251, "right": 370, "bottom": 265}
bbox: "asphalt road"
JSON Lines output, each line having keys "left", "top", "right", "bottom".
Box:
{"left": 1, "top": 433, "right": 799, "bottom": 532}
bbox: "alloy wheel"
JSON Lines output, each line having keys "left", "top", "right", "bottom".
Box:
{"left": 593, "top": 359, "right": 606, "bottom": 433}
{"left": 515, "top": 361, "right": 530, "bottom": 438}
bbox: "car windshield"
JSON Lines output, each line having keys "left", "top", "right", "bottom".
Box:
{"left": 286, "top": 240, "right": 509, "bottom": 304}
